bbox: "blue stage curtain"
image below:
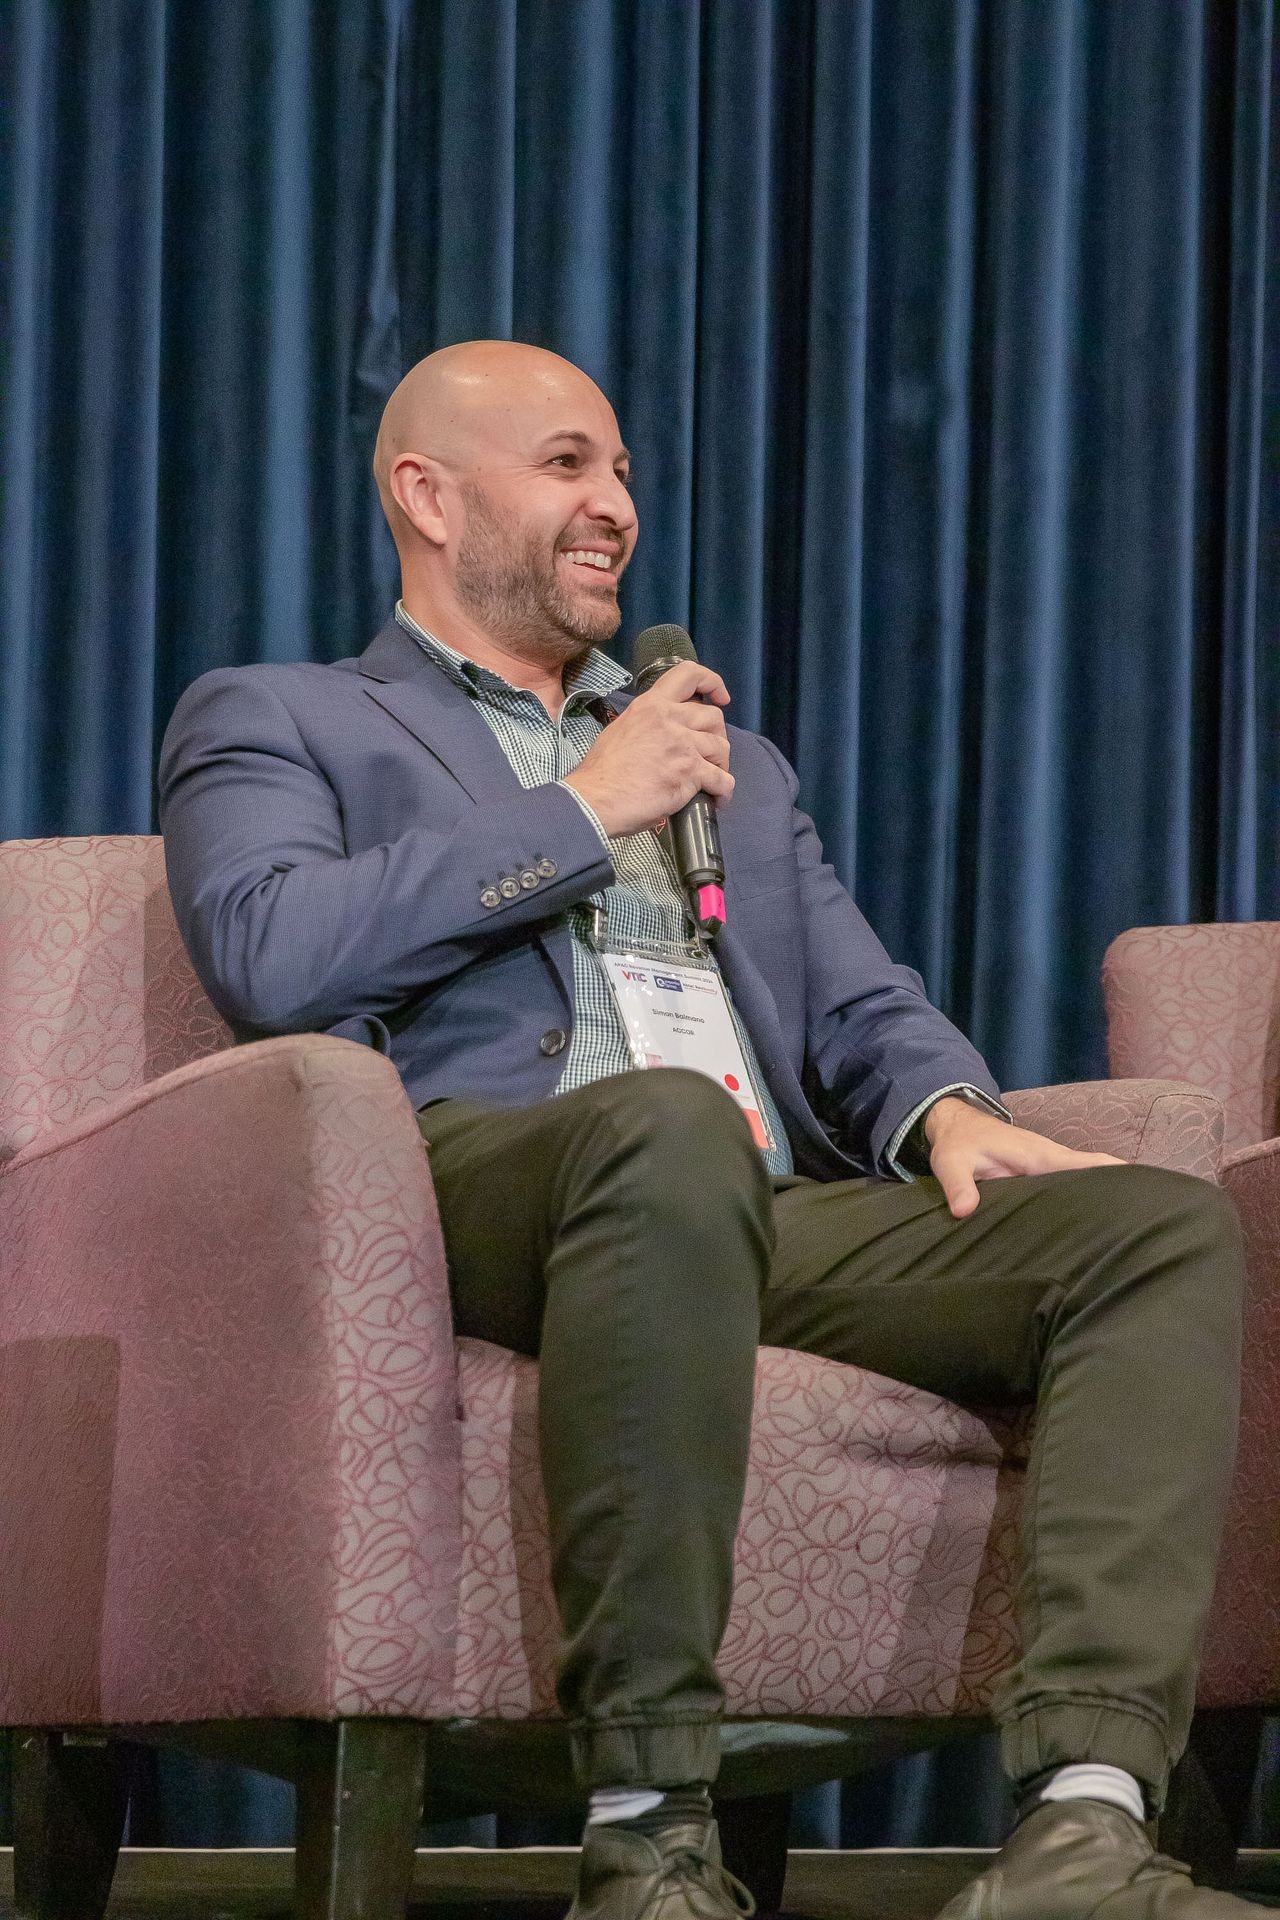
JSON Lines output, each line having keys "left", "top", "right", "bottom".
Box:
{"left": 3, "top": 0, "right": 1277, "bottom": 1850}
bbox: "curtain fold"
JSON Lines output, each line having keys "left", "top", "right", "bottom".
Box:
{"left": 2, "top": 0, "right": 1277, "bottom": 1850}
{"left": 1216, "top": 0, "right": 1278, "bottom": 919}
{"left": 3, "top": 0, "right": 168, "bottom": 831}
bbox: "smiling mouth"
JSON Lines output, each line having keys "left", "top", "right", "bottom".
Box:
{"left": 560, "top": 548, "right": 619, "bottom": 583}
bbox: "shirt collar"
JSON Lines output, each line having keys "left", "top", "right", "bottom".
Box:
{"left": 395, "top": 601, "right": 630, "bottom": 707}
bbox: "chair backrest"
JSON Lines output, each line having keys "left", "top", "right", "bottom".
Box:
{"left": 1103, "top": 923, "right": 1280, "bottom": 1158}
{"left": 0, "top": 836, "right": 234, "bottom": 1162}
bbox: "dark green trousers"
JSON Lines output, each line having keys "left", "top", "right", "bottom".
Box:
{"left": 417, "top": 1070, "right": 1244, "bottom": 1806}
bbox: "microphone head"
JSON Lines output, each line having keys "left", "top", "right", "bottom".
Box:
{"left": 632, "top": 623, "right": 697, "bottom": 688}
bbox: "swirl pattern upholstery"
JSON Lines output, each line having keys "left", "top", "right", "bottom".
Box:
{"left": 1104, "top": 924, "right": 1280, "bottom": 1160}
{"left": 0, "top": 835, "right": 234, "bottom": 1160}
{"left": 1002, "top": 1080, "right": 1223, "bottom": 1181}
{"left": 0, "top": 839, "right": 1269, "bottom": 1753}
{"left": 0, "top": 1034, "right": 461, "bottom": 1724}
{"left": 1103, "top": 925, "right": 1280, "bottom": 1712}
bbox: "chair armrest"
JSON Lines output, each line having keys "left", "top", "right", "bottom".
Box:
{"left": 1197, "top": 1136, "right": 1280, "bottom": 1706}
{"left": 1221, "top": 1135, "right": 1280, "bottom": 1365}
{"left": 0, "top": 1034, "right": 460, "bottom": 1726}
{"left": 1002, "top": 1078, "right": 1224, "bottom": 1180}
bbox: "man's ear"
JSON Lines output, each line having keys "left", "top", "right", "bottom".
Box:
{"left": 390, "top": 451, "right": 452, "bottom": 548}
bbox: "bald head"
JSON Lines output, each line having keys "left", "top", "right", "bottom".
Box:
{"left": 373, "top": 340, "right": 637, "bottom": 669}
{"left": 373, "top": 341, "right": 617, "bottom": 527}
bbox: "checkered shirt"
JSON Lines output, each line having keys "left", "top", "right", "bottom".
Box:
{"left": 395, "top": 604, "right": 794, "bottom": 1174}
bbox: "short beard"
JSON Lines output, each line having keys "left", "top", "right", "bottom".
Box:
{"left": 454, "top": 480, "right": 622, "bottom": 665}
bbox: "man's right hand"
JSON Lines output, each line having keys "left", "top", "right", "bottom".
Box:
{"left": 563, "top": 661, "right": 734, "bottom": 838}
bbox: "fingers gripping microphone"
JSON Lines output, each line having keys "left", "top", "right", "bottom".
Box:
{"left": 631, "top": 624, "right": 727, "bottom": 940}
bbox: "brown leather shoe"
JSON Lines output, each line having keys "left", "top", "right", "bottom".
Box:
{"left": 566, "top": 1815, "right": 756, "bottom": 1920}
{"left": 935, "top": 1800, "right": 1261, "bottom": 1917}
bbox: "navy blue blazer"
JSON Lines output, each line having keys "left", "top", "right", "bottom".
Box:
{"left": 158, "top": 618, "right": 1001, "bottom": 1180}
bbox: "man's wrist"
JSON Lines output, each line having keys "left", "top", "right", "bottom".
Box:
{"left": 886, "top": 1083, "right": 1013, "bottom": 1181}
{"left": 923, "top": 1094, "right": 974, "bottom": 1146}
{"left": 559, "top": 778, "right": 614, "bottom": 849}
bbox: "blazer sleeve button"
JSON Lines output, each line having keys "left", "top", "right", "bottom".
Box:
{"left": 480, "top": 886, "right": 501, "bottom": 909}
{"left": 519, "top": 868, "right": 540, "bottom": 890}
{"left": 536, "top": 857, "right": 558, "bottom": 878}
{"left": 539, "top": 1028, "right": 568, "bottom": 1056}
{"left": 499, "top": 876, "right": 521, "bottom": 899}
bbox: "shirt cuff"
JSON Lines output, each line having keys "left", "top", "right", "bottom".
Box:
{"left": 885, "top": 1083, "right": 1013, "bottom": 1182}
{"left": 558, "top": 780, "right": 612, "bottom": 851}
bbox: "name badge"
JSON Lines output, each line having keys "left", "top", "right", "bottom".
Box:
{"left": 599, "top": 950, "right": 776, "bottom": 1152}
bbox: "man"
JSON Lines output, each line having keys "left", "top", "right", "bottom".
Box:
{"left": 160, "top": 341, "right": 1248, "bottom": 1920}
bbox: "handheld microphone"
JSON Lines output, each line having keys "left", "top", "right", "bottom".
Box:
{"left": 631, "top": 623, "right": 727, "bottom": 940}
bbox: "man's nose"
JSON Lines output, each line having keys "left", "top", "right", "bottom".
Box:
{"left": 586, "top": 470, "right": 638, "bottom": 535}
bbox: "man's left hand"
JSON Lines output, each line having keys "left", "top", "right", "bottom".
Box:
{"left": 923, "top": 1096, "right": 1123, "bottom": 1220}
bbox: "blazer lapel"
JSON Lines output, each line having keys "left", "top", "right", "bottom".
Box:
{"left": 358, "top": 620, "right": 526, "bottom": 808}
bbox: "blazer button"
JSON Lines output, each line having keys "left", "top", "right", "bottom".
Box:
{"left": 480, "top": 886, "right": 501, "bottom": 909}
{"left": 539, "top": 1028, "right": 568, "bottom": 1056}
{"left": 499, "top": 876, "right": 521, "bottom": 899}
{"left": 536, "top": 857, "right": 557, "bottom": 878}
{"left": 519, "top": 868, "right": 540, "bottom": 890}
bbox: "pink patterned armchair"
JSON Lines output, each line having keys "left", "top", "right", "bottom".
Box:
{"left": 0, "top": 840, "right": 1260, "bottom": 1920}
{"left": 1103, "top": 926, "right": 1280, "bottom": 1874}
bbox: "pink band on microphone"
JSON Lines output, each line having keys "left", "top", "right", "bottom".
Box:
{"left": 695, "top": 884, "right": 727, "bottom": 929}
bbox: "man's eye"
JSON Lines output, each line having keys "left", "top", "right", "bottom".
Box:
{"left": 618, "top": 472, "right": 634, "bottom": 490}
{"left": 550, "top": 454, "right": 579, "bottom": 468}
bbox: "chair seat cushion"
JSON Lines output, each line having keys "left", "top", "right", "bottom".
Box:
{"left": 453, "top": 1338, "right": 1026, "bottom": 1722}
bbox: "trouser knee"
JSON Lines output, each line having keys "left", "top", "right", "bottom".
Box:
{"left": 1050, "top": 1164, "right": 1244, "bottom": 1361}
{"left": 580, "top": 1068, "right": 772, "bottom": 1220}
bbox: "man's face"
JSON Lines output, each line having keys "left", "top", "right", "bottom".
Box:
{"left": 451, "top": 392, "right": 637, "bottom": 658}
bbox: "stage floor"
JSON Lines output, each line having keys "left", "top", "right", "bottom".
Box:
{"left": 1, "top": 1847, "right": 1278, "bottom": 1917}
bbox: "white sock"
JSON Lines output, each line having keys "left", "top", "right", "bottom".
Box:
{"left": 1040, "top": 1763, "right": 1146, "bottom": 1824}
{"left": 587, "top": 1786, "right": 667, "bottom": 1825}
